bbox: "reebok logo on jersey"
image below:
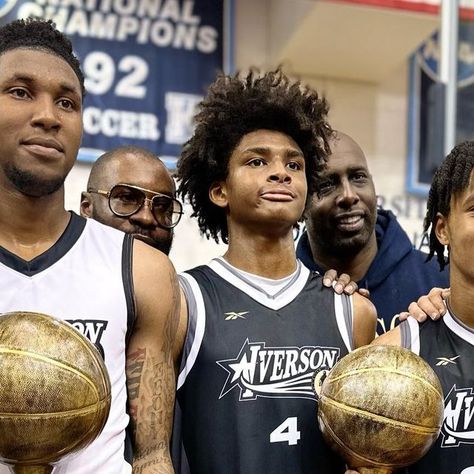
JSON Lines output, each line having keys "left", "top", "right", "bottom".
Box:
{"left": 66, "top": 319, "right": 108, "bottom": 359}
{"left": 441, "top": 385, "right": 474, "bottom": 448}
{"left": 216, "top": 339, "right": 340, "bottom": 401}
{"left": 224, "top": 311, "right": 248, "bottom": 320}
{"left": 436, "top": 355, "right": 460, "bottom": 366}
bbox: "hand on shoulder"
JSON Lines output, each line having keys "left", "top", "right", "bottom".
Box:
{"left": 398, "top": 287, "right": 450, "bottom": 323}
{"left": 322, "top": 269, "right": 370, "bottom": 298}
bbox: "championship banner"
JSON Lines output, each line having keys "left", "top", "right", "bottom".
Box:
{"left": 0, "top": 0, "right": 230, "bottom": 168}
{"left": 407, "top": 21, "right": 474, "bottom": 194}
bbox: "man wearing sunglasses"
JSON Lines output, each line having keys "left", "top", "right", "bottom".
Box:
{"left": 81, "top": 146, "right": 183, "bottom": 255}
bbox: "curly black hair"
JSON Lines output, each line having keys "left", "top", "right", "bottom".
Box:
{"left": 424, "top": 140, "right": 474, "bottom": 270}
{"left": 0, "top": 18, "right": 84, "bottom": 97}
{"left": 176, "top": 68, "right": 332, "bottom": 243}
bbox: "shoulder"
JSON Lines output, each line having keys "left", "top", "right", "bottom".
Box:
{"left": 372, "top": 325, "right": 402, "bottom": 346}
{"left": 180, "top": 263, "right": 211, "bottom": 278}
{"left": 352, "top": 292, "right": 378, "bottom": 348}
{"left": 133, "top": 239, "right": 175, "bottom": 281}
{"left": 352, "top": 291, "right": 376, "bottom": 314}
{"left": 132, "top": 239, "right": 178, "bottom": 325}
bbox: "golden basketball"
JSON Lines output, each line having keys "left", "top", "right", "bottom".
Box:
{"left": 316, "top": 344, "right": 444, "bottom": 473}
{"left": 0, "top": 311, "right": 111, "bottom": 473}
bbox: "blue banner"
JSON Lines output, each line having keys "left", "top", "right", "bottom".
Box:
{"left": 407, "top": 21, "right": 474, "bottom": 194}
{"left": 0, "top": 0, "right": 229, "bottom": 168}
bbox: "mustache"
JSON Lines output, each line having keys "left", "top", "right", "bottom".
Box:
{"left": 130, "top": 224, "right": 171, "bottom": 235}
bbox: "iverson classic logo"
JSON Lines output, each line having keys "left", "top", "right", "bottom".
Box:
{"left": 217, "top": 339, "right": 340, "bottom": 401}
{"left": 441, "top": 385, "right": 474, "bottom": 448}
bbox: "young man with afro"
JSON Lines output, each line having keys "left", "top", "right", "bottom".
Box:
{"left": 171, "top": 69, "right": 377, "bottom": 473}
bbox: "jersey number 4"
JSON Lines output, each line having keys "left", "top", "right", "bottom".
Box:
{"left": 270, "top": 417, "right": 301, "bottom": 446}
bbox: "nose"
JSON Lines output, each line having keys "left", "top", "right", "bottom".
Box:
{"left": 336, "top": 179, "right": 359, "bottom": 208}
{"left": 268, "top": 162, "right": 291, "bottom": 184}
{"left": 129, "top": 199, "right": 158, "bottom": 228}
{"left": 31, "top": 95, "right": 61, "bottom": 130}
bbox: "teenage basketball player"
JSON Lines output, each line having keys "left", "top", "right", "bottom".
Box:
{"left": 361, "top": 141, "right": 474, "bottom": 473}
{"left": 171, "top": 69, "right": 377, "bottom": 473}
{"left": 0, "top": 19, "right": 178, "bottom": 473}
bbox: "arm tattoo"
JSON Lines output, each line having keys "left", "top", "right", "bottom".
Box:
{"left": 163, "top": 271, "right": 180, "bottom": 356}
{"left": 126, "top": 347, "right": 146, "bottom": 401}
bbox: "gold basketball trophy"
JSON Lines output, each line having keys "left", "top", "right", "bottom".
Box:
{"left": 0, "top": 311, "right": 112, "bottom": 474}
{"left": 315, "top": 344, "right": 444, "bottom": 473}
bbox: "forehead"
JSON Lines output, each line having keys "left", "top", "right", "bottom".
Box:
{"left": 234, "top": 129, "right": 302, "bottom": 153}
{"left": 451, "top": 170, "right": 474, "bottom": 208}
{"left": 324, "top": 135, "right": 368, "bottom": 174}
{"left": 0, "top": 48, "right": 81, "bottom": 97}
{"left": 101, "top": 154, "right": 175, "bottom": 194}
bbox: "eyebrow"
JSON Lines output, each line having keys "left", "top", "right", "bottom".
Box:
{"left": 243, "top": 146, "right": 304, "bottom": 157}
{"left": 322, "top": 165, "right": 369, "bottom": 178}
{"left": 4, "top": 73, "right": 81, "bottom": 100}
{"left": 461, "top": 193, "right": 474, "bottom": 207}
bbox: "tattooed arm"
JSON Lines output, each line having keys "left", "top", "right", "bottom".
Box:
{"left": 127, "top": 239, "right": 180, "bottom": 473}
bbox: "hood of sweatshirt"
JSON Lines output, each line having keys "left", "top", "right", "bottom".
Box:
{"left": 296, "top": 208, "right": 413, "bottom": 288}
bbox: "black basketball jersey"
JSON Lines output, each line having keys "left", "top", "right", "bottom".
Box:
{"left": 400, "top": 310, "right": 474, "bottom": 474}
{"left": 172, "top": 258, "right": 354, "bottom": 474}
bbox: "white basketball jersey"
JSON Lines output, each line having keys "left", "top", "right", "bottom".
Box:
{"left": 0, "top": 213, "right": 134, "bottom": 474}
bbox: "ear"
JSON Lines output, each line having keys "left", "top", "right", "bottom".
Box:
{"left": 80, "top": 192, "right": 93, "bottom": 218}
{"left": 209, "top": 181, "right": 228, "bottom": 209}
{"left": 434, "top": 212, "right": 450, "bottom": 246}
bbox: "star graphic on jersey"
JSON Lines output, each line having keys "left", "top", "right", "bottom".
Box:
{"left": 224, "top": 311, "right": 249, "bottom": 320}
{"left": 436, "top": 355, "right": 460, "bottom": 366}
{"left": 216, "top": 338, "right": 260, "bottom": 399}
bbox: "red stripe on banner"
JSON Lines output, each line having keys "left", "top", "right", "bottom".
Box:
{"left": 324, "top": 0, "right": 474, "bottom": 20}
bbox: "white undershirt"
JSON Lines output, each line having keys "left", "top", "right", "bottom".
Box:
{"left": 215, "top": 257, "right": 301, "bottom": 297}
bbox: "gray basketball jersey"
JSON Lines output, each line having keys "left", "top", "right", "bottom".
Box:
{"left": 401, "top": 311, "right": 474, "bottom": 474}
{"left": 172, "top": 258, "right": 353, "bottom": 474}
{"left": 0, "top": 213, "right": 134, "bottom": 474}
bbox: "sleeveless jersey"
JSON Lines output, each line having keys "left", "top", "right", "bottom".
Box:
{"left": 400, "top": 310, "right": 474, "bottom": 474}
{"left": 172, "top": 258, "right": 353, "bottom": 474}
{"left": 0, "top": 213, "right": 134, "bottom": 474}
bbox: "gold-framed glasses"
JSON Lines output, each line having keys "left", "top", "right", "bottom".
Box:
{"left": 88, "top": 183, "right": 183, "bottom": 229}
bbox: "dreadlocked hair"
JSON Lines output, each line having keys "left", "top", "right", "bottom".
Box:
{"left": 0, "top": 18, "right": 85, "bottom": 97}
{"left": 176, "top": 68, "right": 332, "bottom": 243}
{"left": 424, "top": 140, "right": 474, "bottom": 270}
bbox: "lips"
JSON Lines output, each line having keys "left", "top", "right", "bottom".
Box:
{"left": 335, "top": 213, "right": 365, "bottom": 232}
{"left": 261, "top": 188, "right": 296, "bottom": 202}
{"left": 22, "top": 137, "right": 64, "bottom": 159}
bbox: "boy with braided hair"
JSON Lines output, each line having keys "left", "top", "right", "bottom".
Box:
{"left": 368, "top": 141, "right": 474, "bottom": 473}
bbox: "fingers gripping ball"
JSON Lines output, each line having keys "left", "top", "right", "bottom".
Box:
{"left": 316, "top": 345, "right": 444, "bottom": 472}
{"left": 0, "top": 311, "right": 111, "bottom": 472}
